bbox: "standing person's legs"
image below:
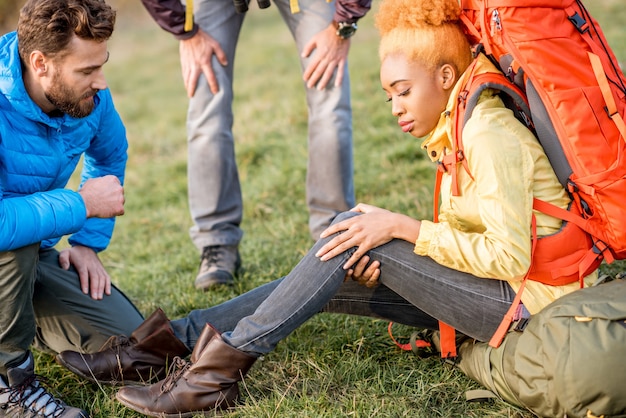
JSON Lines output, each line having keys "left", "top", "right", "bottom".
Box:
{"left": 32, "top": 247, "right": 144, "bottom": 354}
{"left": 188, "top": 0, "right": 246, "bottom": 289}
{"left": 276, "top": 0, "right": 355, "bottom": 240}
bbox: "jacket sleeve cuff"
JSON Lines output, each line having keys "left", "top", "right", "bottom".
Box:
{"left": 173, "top": 23, "right": 199, "bottom": 40}
{"left": 414, "top": 220, "right": 436, "bottom": 256}
{"left": 333, "top": 0, "right": 371, "bottom": 24}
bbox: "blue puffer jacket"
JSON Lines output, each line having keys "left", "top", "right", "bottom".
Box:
{"left": 0, "top": 31, "right": 128, "bottom": 252}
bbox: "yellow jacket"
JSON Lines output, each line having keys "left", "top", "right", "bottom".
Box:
{"left": 414, "top": 54, "right": 596, "bottom": 314}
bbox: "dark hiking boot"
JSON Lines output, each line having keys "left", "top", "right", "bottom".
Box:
{"left": 56, "top": 308, "right": 190, "bottom": 385}
{"left": 194, "top": 245, "right": 241, "bottom": 290}
{"left": 0, "top": 352, "right": 88, "bottom": 417}
{"left": 115, "top": 323, "right": 256, "bottom": 417}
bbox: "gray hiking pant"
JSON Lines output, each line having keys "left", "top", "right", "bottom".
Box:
{"left": 0, "top": 244, "right": 144, "bottom": 375}
{"left": 187, "top": 0, "right": 355, "bottom": 249}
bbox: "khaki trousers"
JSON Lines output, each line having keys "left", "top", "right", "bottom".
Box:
{"left": 0, "top": 244, "right": 144, "bottom": 374}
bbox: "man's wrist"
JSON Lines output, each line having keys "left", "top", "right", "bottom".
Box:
{"left": 332, "top": 20, "right": 358, "bottom": 39}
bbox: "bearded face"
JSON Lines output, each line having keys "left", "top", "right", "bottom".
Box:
{"left": 44, "top": 67, "right": 99, "bottom": 118}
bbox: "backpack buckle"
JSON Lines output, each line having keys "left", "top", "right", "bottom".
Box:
{"left": 440, "top": 354, "right": 459, "bottom": 367}
{"left": 458, "top": 90, "right": 469, "bottom": 108}
{"left": 568, "top": 11, "right": 589, "bottom": 34}
{"left": 513, "top": 317, "right": 529, "bottom": 332}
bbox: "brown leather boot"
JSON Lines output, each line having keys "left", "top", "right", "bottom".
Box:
{"left": 56, "top": 308, "right": 190, "bottom": 385}
{"left": 115, "top": 323, "right": 257, "bottom": 417}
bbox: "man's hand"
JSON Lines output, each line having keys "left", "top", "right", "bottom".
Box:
{"left": 180, "top": 28, "right": 228, "bottom": 97}
{"left": 301, "top": 23, "right": 351, "bottom": 90}
{"left": 58, "top": 245, "right": 112, "bottom": 300}
{"left": 78, "top": 175, "right": 124, "bottom": 218}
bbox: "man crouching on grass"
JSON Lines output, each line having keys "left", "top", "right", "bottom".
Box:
{"left": 0, "top": 0, "right": 150, "bottom": 416}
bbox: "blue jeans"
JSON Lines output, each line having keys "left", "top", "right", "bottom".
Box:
{"left": 187, "top": 0, "right": 354, "bottom": 249}
{"left": 171, "top": 212, "right": 517, "bottom": 355}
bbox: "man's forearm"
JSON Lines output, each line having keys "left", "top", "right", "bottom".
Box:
{"left": 334, "top": 0, "right": 372, "bottom": 24}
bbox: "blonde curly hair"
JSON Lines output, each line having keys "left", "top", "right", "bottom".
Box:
{"left": 375, "top": 0, "right": 472, "bottom": 75}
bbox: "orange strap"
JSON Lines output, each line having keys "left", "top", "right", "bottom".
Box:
{"left": 588, "top": 52, "right": 626, "bottom": 144}
{"left": 488, "top": 278, "right": 527, "bottom": 348}
{"left": 437, "top": 321, "right": 457, "bottom": 359}
{"left": 489, "top": 214, "right": 537, "bottom": 348}
{"left": 568, "top": 3, "right": 626, "bottom": 143}
{"left": 532, "top": 198, "right": 592, "bottom": 236}
{"left": 459, "top": 9, "right": 483, "bottom": 47}
{"left": 387, "top": 322, "right": 432, "bottom": 353}
{"left": 433, "top": 168, "right": 442, "bottom": 223}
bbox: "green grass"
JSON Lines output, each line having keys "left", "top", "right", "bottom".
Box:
{"left": 38, "top": 1, "right": 626, "bottom": 417}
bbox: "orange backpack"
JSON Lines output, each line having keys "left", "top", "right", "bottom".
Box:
{"left": 390, "top": 0, "right": 626, "bottom": 359}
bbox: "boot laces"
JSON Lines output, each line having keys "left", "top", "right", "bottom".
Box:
{"left": 0, "top": 374, "right": 65, "bottom": 417}
{"left": 200, "top": 246, "right": 220, "bottom": 267}
{"left": 159, "top": 357, "right": 190, "bottom": 394}
{"left": 101, "top": 335, "right": 131, "bottom": 352}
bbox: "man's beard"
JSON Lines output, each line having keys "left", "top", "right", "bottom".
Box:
{"left": 44, "top": 72, "right": 98, "bottom": 118}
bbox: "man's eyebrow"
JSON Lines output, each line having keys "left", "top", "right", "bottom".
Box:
{"left": 77, "top": 51, "right": 110, "bottom": 71}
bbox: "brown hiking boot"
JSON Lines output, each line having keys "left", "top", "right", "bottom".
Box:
{"left": 0, "top": 352, "right": 89, "bottom": 418}
{"left": 115, "top": 323, "right": 256, "bottom": 417}
{"left": 56, "top": 308, "right": 190, "bottom": 385}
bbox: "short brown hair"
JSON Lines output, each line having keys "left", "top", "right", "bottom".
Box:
{"left": 17, "top": 0, "right": 116, "bottom": 62}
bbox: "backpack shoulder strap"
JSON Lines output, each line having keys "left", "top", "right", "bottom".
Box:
{"left": 435, "top": 60, "right": 538, "bottom": 355}
{"left": 437, "top": 59, "right": 532, "bottom": 205}
{"left": 460, "top": 70, "right": 533, "bottom": 135}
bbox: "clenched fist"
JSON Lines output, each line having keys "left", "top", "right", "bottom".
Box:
{"left": 78, "top": 175, "right": 125, "bottom": 218}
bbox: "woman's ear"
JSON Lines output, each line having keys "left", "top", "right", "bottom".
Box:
{"left": 440, "top": 64, "right": 456, "bottom": 91}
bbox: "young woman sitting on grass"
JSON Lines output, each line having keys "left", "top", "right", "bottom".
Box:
{"left": 56, "top": 0, "right": 597, "bottom": 416}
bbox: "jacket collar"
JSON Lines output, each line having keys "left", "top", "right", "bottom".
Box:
{"left": 421, "top": 53, "right": 500, "bottom": 162}
{"left": 0, "top": 31, "right": 100, "bottom": 129}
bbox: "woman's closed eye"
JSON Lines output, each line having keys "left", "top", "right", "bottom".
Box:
{"left": 385, "top": 88, "right": 411, "bottom": 103}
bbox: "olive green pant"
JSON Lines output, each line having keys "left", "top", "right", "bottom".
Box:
{"left": 456, "top": 279, "right": 626, "bottom": 418}
{"left": 0, "top": 244, "right": 144, "bottom": 375}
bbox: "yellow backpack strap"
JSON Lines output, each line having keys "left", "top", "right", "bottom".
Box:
{"left": 290, "top": 0, "right": 331, "bottom": 14}
{"left": 289, "top": 0, "right": 300, "bottom": 14}
{"left": 185, "top": 0, "right": 194, "bottom": 32}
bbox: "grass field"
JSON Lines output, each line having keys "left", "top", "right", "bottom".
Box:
{"left": 7, "top": 0, "right": 626, "bottom": 417}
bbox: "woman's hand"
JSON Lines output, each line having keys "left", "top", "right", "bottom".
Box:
{"left": 345, "top": 255, "right": 381, "bottom": 288}
{"left": 315, "top": 203, "right": 419, "bottom": 271}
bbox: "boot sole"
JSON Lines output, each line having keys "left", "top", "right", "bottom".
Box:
{"left": 115, "top": 388, "right": 238, "bottom": 417}
{"left": 56, "top": 354, "right": 150, "bottom": 386}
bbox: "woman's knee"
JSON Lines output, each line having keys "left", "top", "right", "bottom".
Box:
{"left": 331, "top": 210, "right": 361, "bottom": 225}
